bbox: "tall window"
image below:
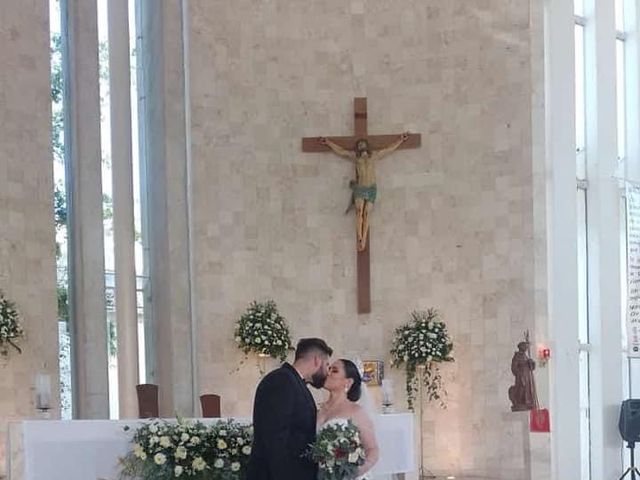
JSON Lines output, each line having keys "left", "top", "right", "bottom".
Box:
{"left": 617, "top": 0, "right": 629, "bottom": 401}
{"left": 616, "top": 0, "right": 626, "bottom": 162}
{"left": 548, "top": 0, "right": 635, "bottom": 475}
{"left": 49, "top": 0, "right": 72, "bottom": 419}
{"left": 50, "top": 0, "right": 149, "bottom": 419}
{"left": 575, "top": 2, "right": 591, "bottom": 477}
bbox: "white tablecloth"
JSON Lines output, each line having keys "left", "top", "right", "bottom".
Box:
{"left": 7, "top": 414, "right": 414, "bottom": 479}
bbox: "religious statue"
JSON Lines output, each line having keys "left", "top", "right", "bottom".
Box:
{"left": 318, "top": 133, "right": 410, "bottom": 251}
{"left": 508, "top": 341, "right": 537, "bottom": 412}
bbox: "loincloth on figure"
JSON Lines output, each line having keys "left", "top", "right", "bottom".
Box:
{"left": 351, "top": 183, "right": 377, "bottom": 203}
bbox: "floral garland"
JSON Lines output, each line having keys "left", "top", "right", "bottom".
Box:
{"left": 119, "top": 418, "right": 253, "bottom": 479}
{"left": 390, "top": 309, "right": 454, "bottom": 410}
{"left": 234, "top": 300, "right": 293, "bottom": 362}
{"left": 0, "top": 291, "right": 24, "bottom": 356}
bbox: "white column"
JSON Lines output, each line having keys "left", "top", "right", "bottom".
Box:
{"left": 544, "top": 0, "right": 582, "bottom": 479}
{"left": 108, "top": 0, "right": 139, "bottom": 418}
{"left": 626, "top": 0, "right": 640, "bottom": 182}
{"left": 584, "top": 0, "right": 624, "bottom": 478}
{"left": 62, "top": 0, "right": 109, "bottom": 419}
{"left": 138, "top": 0, "right": 195, "bottom": 416}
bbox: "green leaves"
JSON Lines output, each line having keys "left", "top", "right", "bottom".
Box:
{"left": 390, "top": 309, "right": 454, "bottom": 410}
{"left": 0, "top": 291, "right": 24, "bottom": 356}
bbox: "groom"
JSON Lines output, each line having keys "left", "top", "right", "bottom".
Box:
{"left": 247, "top": 337, "right": 333, "bottom": 480}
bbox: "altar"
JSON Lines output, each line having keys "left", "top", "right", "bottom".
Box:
{"left": 6, "top": 413, "right": 414, "bottom": 479}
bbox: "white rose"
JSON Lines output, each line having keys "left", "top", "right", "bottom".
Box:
{"left": 231, "top": 462, "right": 241, "bottom": 471}
{"left": 154, "top": 453, "right": 167, "bottom": 465}
{"left": 174, "top": 465, "right": 184, "bottom": 477}
{"left": 255, "top": 338, "right": 262, "bottom": 343}
{"left": 132, "top": 443, "right": 145, "bottom": 458}
{"left": 242, "top": 445, "right": 252, "bottom": 455}
{"left": 214, "top": 458, "right": 224, "bottom": 468}
{"left": 348, "top": 452, "right": 359, "bottom": 463}
{"left": 159, "top": 436, "right": 171, "bottom": 448}
{"left": 180, "top": 432, "right": 190, "bottom": 442}
{"left": 217, "top": 439, "right": 228, "bottom": 449}
{"left": 192, "top": 457, "right": 206, "bottom": 471}
{"left": 190, "top": 436, "right": 201, "bottom": 445}
{"left": 175, "top": 446, "right": 187, "bottom": 459}
{"left": 149, "top": 424, "right": 158, "bottom": 433}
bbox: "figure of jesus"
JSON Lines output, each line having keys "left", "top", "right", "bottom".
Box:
{"left": 318, "top": 133, "right": 410, "bottom": 251}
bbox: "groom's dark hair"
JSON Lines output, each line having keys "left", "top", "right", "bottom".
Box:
{"left": 294, "top": 338, "right": 333, "bottom": 360}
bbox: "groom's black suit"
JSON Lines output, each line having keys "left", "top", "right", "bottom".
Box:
{"left": 246, "top": 362, "right": 318, "bottom": 480}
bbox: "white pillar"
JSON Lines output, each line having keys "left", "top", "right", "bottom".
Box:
{"left": 544, "top": 0, "right": 582, "bottom": 478}
{"left": 138, "top": 0, "right": 195, "bottom": 417}
{"left": 62, "top": 0, "right": 109, "bottom": 419}
{"left": 584, "top": 0, "right": 624, "bottom": 478}
{"left": 108, "top": 0, "right": 139, "bottom": 419}
{"left": 626, "top": 0, "right": 640, "bottom": 182}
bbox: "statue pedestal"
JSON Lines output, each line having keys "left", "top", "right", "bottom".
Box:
{"left": 501, "top": 411, "right": 551, "bottom": 480}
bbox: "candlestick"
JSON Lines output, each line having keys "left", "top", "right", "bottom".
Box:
{"left": 382, "top": 378, "right": 394, "bottom": 413}
{"left": 35, "top": 373, "right": 52, "bottom": 412}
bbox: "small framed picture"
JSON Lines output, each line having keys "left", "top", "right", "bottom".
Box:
{"left": 362, "top": 360, "right": 384, "bottom": 386}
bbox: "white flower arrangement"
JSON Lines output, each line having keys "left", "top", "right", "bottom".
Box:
{"left": 119, "top": 418, "right": 253, "bottom": 480}
{"left": 390, "top": 309, "right": 454, "bottom": 410}
{"left": 0, "top": 291, "right": 24, "bottom": 356}
{"left": 308, "top": 419, "right": 366, "bottom": 480}
{"left": 234, "top": 300, "right": 293, "bottom": 362}
{"left": 207, "top": 419, "right": 253, "bottom": 475}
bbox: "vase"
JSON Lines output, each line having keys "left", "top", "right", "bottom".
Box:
{"left": 256, "top": 353, "right": 270, "bottom": 377}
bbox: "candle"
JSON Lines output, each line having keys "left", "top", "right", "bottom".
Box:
{"left": 381, "top": 378, "right": 394, "bottom": 406}
{"left": 35, "top": 373, "right": 51, "bottom": 411}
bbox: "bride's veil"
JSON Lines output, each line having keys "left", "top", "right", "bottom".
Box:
{"left": 354, "top": 358, "right": 378, "bottom": 427}
{"left": 353, "top": 357, "right": 381, "bottom": 480}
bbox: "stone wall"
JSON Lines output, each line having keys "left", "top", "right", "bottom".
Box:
{"left": 0, "top": 1, "right": 59, "bottom": 475}
{"left": 187, "top": 0, "right": 547, "bottom": 477}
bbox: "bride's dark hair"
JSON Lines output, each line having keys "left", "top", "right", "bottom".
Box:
{"left": 341, "top": 359, "right": 362, "bottom": 402}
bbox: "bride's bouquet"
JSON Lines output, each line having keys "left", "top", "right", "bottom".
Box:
{"left": 308, "top": 419, "right": 366, "bottom": 480}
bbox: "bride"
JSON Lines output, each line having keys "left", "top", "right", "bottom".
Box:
{"left": 317, "top": 359, "right": 380, "bottom": 479}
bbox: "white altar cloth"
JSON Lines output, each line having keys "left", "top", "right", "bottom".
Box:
{"left": 7, "top": 413, "right": 413, "bottom": 479}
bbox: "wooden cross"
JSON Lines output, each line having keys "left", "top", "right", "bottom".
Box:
{"left": 302, "top": 98, "right": 421, "bottom": 313}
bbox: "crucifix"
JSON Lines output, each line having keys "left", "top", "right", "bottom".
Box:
{"left": 302, "top": 97, "right": 421, "bottom": 313}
